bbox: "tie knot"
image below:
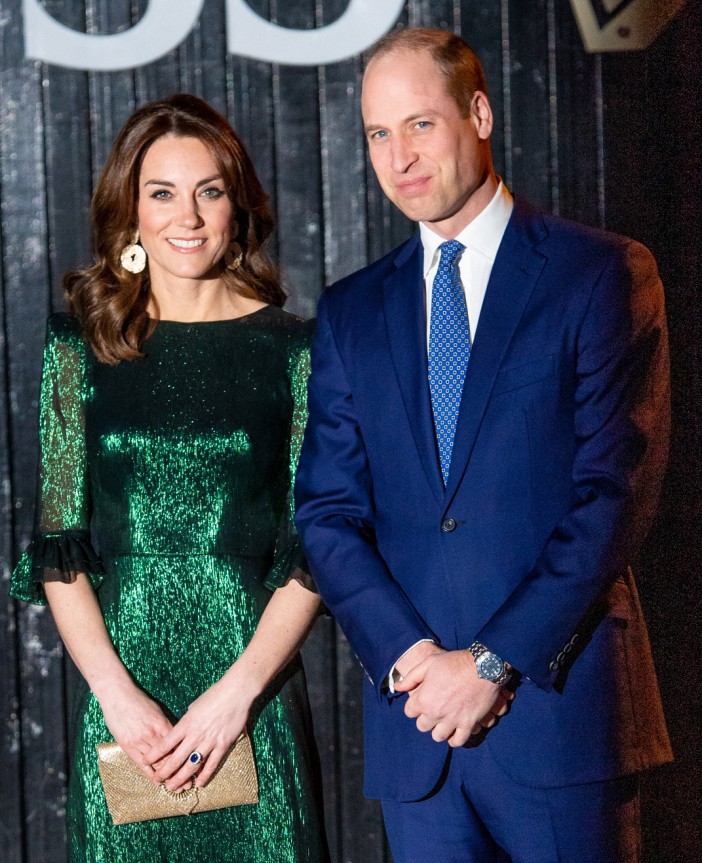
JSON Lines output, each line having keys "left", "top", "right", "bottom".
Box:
{"left": 438, "top": 240, "right": 465, "bottom": 269}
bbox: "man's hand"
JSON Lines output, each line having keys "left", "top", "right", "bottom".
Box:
{"left": 394, "top": 648, "right": 514, "bottom": 747}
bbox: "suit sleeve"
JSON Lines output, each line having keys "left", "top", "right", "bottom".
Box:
{"left": 294, "top": 291, "right": 435, "bottom": 696}
{"left": 475, "top": 240, "right": 670, "bottom": 688}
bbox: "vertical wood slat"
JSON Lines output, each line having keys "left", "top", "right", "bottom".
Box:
{"left": 460, "top": 3, "right": 505, "bottom": 181}
{"left": 551, "top": 0, "right": 603, "bottom": 227}
{"left": 133, "top": 0, "right": 182, "bottom": 107}
{"left": 504, "top": 0, "right": 552, "bottom": 209}
{"left": 0, "top": 111, "right": 24, "bottom": 863}
{"left": 0, "top": 9, "right": 24, "bottom": 863}
{"left": 1, "top": 0, "right": 68, "bottom": 859}
{"left": 85, "top": 0, "right": 137, "bottom": 182}
{"left": 41, "top": 2, "right": 93, "bottom": 307}
{"left": 186, "top": 2, "right": 228, "bottom": 111}
{"left": 301, "top": 617, "right": 341, "bottom": 861}
{"left": 225, "top": 3, "right": 278, "bottom": 265}
{"left": 270, "top": 1, "right": 325, "bottom": 318}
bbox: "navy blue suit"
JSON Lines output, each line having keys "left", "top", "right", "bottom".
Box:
{"left": 295, "top": 200, "right": 671, "bottom": 810}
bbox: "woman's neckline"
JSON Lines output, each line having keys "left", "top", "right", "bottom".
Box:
{"left": 150, "top": 305, "right": 272, "bottom": 325}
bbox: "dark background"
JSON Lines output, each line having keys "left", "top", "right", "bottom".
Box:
{"left": 1, "top": 2, "right": 700, "bottom": 861}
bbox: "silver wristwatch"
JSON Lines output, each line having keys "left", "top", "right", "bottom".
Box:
{"left": 468, "top": 642, "right": 512, "bottom": 686}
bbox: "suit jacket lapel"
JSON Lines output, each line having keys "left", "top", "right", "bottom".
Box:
{"left": 382, "top": 235, "right": 444, "bottom": 506}
{"left": 443, "top": 204, "right": 548, "bottom": 508}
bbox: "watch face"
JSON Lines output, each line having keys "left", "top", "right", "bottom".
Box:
{"left": 477, "top": 652, "right": 505, "bottom": 681}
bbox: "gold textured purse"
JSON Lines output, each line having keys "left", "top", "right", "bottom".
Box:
{"left": 96, "top": 732, "right": 259, "bottom": 825}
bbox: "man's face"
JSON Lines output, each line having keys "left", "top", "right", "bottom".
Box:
{"left": 362, "top": 48, "right": 494, "bottom": 238}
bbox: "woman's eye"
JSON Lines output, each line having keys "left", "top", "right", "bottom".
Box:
{"left": 150, "top": 189, "right": 172, "bottom": 200}
{"left": 202, "top": 187, "right": 226, "bottom": 199}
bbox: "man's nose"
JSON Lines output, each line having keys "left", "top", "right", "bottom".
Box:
{"left": 390, "top": 136, "right": 418, "bottom": 173}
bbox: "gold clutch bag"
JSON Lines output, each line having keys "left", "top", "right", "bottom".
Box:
{"left": 96, "top": 732, "right": 259, "bottom": 825}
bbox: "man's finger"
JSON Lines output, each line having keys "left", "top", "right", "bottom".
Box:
{"left": 431, "top": 722, "right": 456, "bottom": 742}
{"left": 448, "top": 727, "right": 472, "bottom": 748}
{"left": 415, "top": 714, "right": 435, "bottom": 734}
{"left": 404, "top": 696, "right": 421, "bottom": 719}
{"left": 393, "top": 661, "right": 428, "bottom": 692}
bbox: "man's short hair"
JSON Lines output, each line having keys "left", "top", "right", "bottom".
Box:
{"left": 366, "top": 27, "right": 488, "bottom": 118}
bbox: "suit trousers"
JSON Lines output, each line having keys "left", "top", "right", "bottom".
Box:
{"left": 381, "top": 740, "right": 641, "bottom": 863}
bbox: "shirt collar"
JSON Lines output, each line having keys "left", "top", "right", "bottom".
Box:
{"left": 419, "top": 180, "right": 514, "bottom": 278}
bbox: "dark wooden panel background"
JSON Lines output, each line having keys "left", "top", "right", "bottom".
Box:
{"left": 1, "top": 2, "right": 700, "bottom": 861}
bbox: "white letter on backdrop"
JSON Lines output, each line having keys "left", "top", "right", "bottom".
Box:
{"left": 225, "top": 0, "right": 405, "bottom": 65}
{"left": 23, "top": 0, "right": 205, "bottom": 71}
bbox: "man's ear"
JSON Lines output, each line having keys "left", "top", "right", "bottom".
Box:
{"left": 470, "top": 91, "right": 493, "bottom": 140}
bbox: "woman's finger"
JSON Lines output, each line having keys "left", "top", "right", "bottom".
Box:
{"left": 194, "top": 744, "right": 227, "bottom": 787}
{"left": 143, "top": 726, "right": 186, "bottom": 769}
{"left": 122, "top": 745, "right": 160, "bottom": 784}
{"left": 157, "top": 739, "right": 209, "bottom": 785}
{"left": 163, "top": 752, "right": 209, "bottom": 792}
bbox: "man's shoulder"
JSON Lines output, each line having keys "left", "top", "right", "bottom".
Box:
{"left": 323, "top": 234, "right": 419, "bottom": 306}
{"left": 516, "top": 198, "right": 650, "bottom": 262}
{"left": 514, "top": 201, "right": 661, "bottom": 306}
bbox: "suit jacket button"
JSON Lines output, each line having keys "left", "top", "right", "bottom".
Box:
{"left": 549, "top": 660, "right": 559, "bottom": 672}
{"left": 441, "top": 518, "right": 457, "bottom": 532}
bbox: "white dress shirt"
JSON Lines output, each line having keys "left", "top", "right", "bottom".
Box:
{"left": 387, "top": 181, "right": 514, "bottom": 692}
{"left": 420, "top": 180, "right": 514, "bottom": 344}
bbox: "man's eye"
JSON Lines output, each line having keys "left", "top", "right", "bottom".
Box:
{"left": 371, "top": 130, "right": 388, "bottom": 140}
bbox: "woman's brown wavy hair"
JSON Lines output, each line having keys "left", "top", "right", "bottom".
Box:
{"left": 65, "top": 93, "right": 284, "bottom": 364}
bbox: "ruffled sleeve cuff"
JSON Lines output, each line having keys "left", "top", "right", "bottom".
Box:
{"left": 264, "top": 538, "right": 317, "bottom": 593}
{"left": 10, "top": 531, "right": 105, "bottom": 605}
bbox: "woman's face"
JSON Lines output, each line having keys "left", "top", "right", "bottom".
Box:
{"left": 136, "top": 134, "right": 234, "bottom": 290}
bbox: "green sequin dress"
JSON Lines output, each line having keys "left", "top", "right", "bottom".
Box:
{"left": 11, "top": 308, "right": 329, "bottom": 863}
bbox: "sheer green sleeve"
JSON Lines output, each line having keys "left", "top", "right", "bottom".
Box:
{"left": 10, "top": 315, "right": 104, "bottom": 605}
{"left": 265, "top": 331, "right": 315, "bottom": 592}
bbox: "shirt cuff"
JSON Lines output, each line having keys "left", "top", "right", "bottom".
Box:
{"left": 386, "top": 639, "right": 436, "bottom": 694}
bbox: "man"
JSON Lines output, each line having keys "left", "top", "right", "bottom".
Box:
{"left": 295, "top": 27, "right": 672, "bottom": 863}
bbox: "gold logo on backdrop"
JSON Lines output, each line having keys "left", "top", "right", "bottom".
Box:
{"left": 569, "top": 0, "right": 688, "bottom": 51}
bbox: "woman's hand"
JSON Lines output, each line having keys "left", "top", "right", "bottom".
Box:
{"left": 96, "top": 680, "right": 174, "bottom": 784}
{"left": 43, "top": 576, "right": 174, "bottom": 784}
{"left": 143, "top": 672, "right": 258, "bottom": 791}
{"left": 143, "top": 579, "right": 319, "bottom": 791}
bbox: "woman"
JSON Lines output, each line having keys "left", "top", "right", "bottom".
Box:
{"left": 11, "top": 94, "right": 328, "bottom": 862}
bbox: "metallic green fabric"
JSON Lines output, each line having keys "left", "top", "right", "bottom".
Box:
{"left": 11, "top": 310, "right": 328, "bottom": 862}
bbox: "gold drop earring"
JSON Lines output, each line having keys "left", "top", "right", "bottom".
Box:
{"left": 224, "top": 218, "right": 243, "bottom": 271}
{"left": 120, "top": 230, "right": 147, "bottom": 274}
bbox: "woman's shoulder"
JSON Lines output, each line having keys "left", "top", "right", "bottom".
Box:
{"left": 46, "top": 311, "right": 83, "bottom": 342}
{"left": 253, "top": 305, "right": 315, "bottom": 349}
{"left": 44, "top": 313, "right": 90, "bottom": 362}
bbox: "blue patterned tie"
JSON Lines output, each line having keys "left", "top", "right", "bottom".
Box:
{"left": 428, "top": 240, "right": 471, "bottom": 485}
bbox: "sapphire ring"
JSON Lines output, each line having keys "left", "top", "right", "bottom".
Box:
{"left": 188, "top": 751, "right": 203, "bottom": 766}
